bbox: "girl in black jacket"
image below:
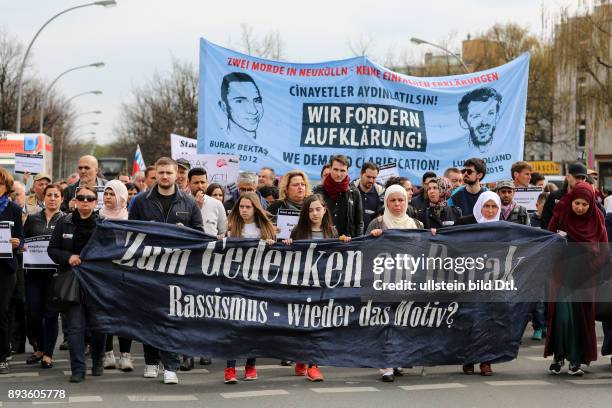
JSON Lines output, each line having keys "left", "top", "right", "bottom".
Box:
{"left": 48, "top": 185, "right": 105, "bottom": 383}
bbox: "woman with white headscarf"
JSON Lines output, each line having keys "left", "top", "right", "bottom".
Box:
{"left": 365, "top": 184, "right": 425, "bottom": 382}
{"left": 99, "top": 180, "right": 133, "bottom": 372}
{"left": 366, "top": 184, "right": 424, "bottom": 236}
{"left": 455, "top": 191, "right": 501, "bottom": 225}
{"left": 454, "top": 190, "right": 501, "bottom": 376}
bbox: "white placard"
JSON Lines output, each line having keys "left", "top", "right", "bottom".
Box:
{"left": 23, "top": 235, "right": 56, "bottom": 269}
{"left": 0, "top": 223, "right": 13, "bottom": 258}
{"left": 376, "top": 162, "right": 399, "bottom": 187}
{"left": 514, "top": 187, "right": 543, "bottom": 211}
{"left": 95, "top": 186, "right": 105, "bottom": 210}
{"left": 170, "top": 134, "right": 197, "bottom": 159}
{"left": 14, "top": 153, "right": 44, "bottom": 174}
{"left": 276, "top": 209, "right": 300, "bottom": 240}
{"left": 184, "top": 154, "right": 240, "bottom": 186}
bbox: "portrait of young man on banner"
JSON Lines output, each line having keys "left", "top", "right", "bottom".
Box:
{"left": 218, "top": 72, "right": 264, "bottom": 140}
{"left": 458, "top": 87, "right": 502, "bottom": 154}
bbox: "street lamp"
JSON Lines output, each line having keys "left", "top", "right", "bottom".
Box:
{"left": 39, "top": 62, "right": 105, "bottom": 132}
{"left": 65, "top": 90, "right": 103, "bottom": 106}
{"left": 71, "top": 110, "right": 102, "bottom": 120}
{"left": 410, "top": 37, "right": 470, "bottom": 74}
{"left": 15, "top": 0, "right": 117, "bottom": 133}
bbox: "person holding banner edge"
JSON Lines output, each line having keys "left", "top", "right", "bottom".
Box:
{"left": 282, "top": 193, "right": 353, "bottom": 382}
{"left": 128, "top": 157, "right": 203, "bottom": 384}
{"left": 225, "top": 191, "right": 276, "bottom": 384}
{"left": 23, "top": 183, "right": 64, "bottom": 369}
{"left": 366, "top": 184, "right": 425, "bottom": 382}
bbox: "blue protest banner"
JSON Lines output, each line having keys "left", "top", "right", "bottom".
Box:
{"left": 198, "top": 39, "right": 529, "bottom": 182}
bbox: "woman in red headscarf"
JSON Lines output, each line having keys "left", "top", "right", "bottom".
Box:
{"left": 545, "top": 181, "right": 608, "bottom": 375}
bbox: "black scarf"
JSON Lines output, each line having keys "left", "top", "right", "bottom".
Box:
{"left": 72, "top": 210, "right": 97, "bottom": 255}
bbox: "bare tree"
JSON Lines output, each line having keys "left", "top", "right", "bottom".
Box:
{"left": 113, "top": 59, "right": 199, "bottom": 166}
{"left": 348, "top": 33, "right": 374, "bottom": 57}
{"left": 239, "top": 23, "right": 285, "bottom": 60}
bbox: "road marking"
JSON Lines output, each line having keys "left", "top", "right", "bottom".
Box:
{"left": 485, "top": 380, "right": 552, "bottom": 386}
{"left": 311, "top": 387, "right": 379, "bottom": 393}
{"left": 236, "top": 365, "right": 292, "bottom": 370}
{"left": 526, "top": 357, "right": 551, "bottom": 361}
{"left": 171, "top": 368, "right": 209, "bottom": 375}
{"left": 566, "top": 379, "right": 612, "bottom": 385}
{"left": 220, "top": 390, "right": 290, "bottom": 399}
{"left": 0, "top": 372, "right": 39, "bottom": 378}
{"left": 128, "top": 395, "right": 198, "bottom": 402}
{"left": 399, "top": 383, "right": 467, "bottom": 391}
{"left": 34, "top": 396, "right": 103, "bottom": 404}
{"left": 528, "top": 345, "right": 545, "bottom": 349}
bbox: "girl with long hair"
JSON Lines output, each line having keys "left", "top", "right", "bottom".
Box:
{"left": 224, "top": 192, "right": 275, "bottom": 384}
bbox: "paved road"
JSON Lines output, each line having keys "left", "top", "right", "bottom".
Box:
{"left": 0, "top": 326, "right": 611, "bottom": 408}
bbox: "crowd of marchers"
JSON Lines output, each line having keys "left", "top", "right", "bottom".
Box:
{"left": 0, "top": 154, "right": 611, "bottom": 384}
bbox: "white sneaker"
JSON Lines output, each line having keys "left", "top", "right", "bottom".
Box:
{"left": 103, "top": 351, "right": 116, "bottom": 369}
{"left": 143, "top": 364, "right": 159, "bottom": 378}
{"left": 117, "top": 353, "right": 134, "bottom": 372}
{"left": 163, "top": 370, "right": 178, "bottom": 384}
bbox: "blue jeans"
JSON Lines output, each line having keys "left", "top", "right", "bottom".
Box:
{"left": 64, "top": 302, "right": 105, "bottom": 375}
{"left": 143, "top": 344, "right": 180, "bottom": 372}
{"left": 25, "top": 270, "right": 59, "bottom": 356}
{"left": 531, "top": 302, "right": 546, "bottom": 330}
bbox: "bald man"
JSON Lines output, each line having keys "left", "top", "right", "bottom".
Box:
{"left": 61, "top": 155, "right": 108, "bottom": 212}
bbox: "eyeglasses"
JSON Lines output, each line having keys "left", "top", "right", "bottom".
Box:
{"left": 239, "top": 188, "right": 255, "bottom": 193}
{"left": 461, "top": 168, "right": 475, "bottom": 175}
{"left": 78, "top": 166, "right": 91, "bottom": 171}
{"left": 76, "top": 195, "right": 97, "bottom": 202}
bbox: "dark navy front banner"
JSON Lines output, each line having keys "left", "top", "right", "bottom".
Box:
{"left": 75, "top": 220, "right": 563, "bottom": 368}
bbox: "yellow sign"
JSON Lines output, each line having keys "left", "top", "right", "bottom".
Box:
{"left": 527, "top": 161, "right": 561, "bottom": 175}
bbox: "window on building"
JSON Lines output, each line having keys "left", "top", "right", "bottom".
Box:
{"left": 577, "top": 120, "right": 586, "bottom": 148}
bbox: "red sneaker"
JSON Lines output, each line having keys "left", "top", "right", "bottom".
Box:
{"left": 295, "top": 362, "right": 307, "bottom": 376}
{"left": 306, "top": 365, "right": 324, "bottom": 382}
{"left": 224, "top": 367, "right": 237, "bottom": 384}
{"left": 244, "top": 365, "right": 257, "bottom": 381}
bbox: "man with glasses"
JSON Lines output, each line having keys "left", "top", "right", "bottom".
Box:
{"left": 61, "top": 156, "right": 107, "bottom": 212}
{"left": 450, "top": 158, "right": 488, "bottom": 216}
{"left": 540, "top": 162, "right": 588, "bottom": 229}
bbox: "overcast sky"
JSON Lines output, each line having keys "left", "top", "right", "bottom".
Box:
{"left": 4, "top": 0, "right": 579, "bottom": 145}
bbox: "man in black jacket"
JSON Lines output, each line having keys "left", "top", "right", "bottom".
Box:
{"left": 128, "top": 157, "right": 203, "bottom": 384}
{"left": 313, "top": 155, "right": 363, "bottom": 237}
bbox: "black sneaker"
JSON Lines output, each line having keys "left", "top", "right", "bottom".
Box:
{"left": 180, "top": 357, "right": 194, "bottom": 371}
{"left": 280, "top": 360, "right": 293, "bottom": 366}
{"left": 549, "top": 360, "right": 563, "bottom": 375}
{"left": 568, "top": 364, "right": 584, "bottom": 376}
{"left": 70, "top": 372, "right": 85, "bottom": 383}
{"left": 0, "top": 360, "right": 9, "bottom": 374}
{"left": 91, "top": 360, "right": 104, "bottom": 376}
{"left": 393, "top": 367, "right": 404, "bottom": 377}
{"left": 59, "top": 341, "right": 69, "bottom": 351}
{"left": 199, "top": 357, "right": 212, "bottom": 365}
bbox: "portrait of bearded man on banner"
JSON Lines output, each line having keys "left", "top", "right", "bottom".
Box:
{"left": 458, "top": 87, "right": 502, "bottom": 154}
{"left": 218, "top": 72, "right": 264, "bottom": 139}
